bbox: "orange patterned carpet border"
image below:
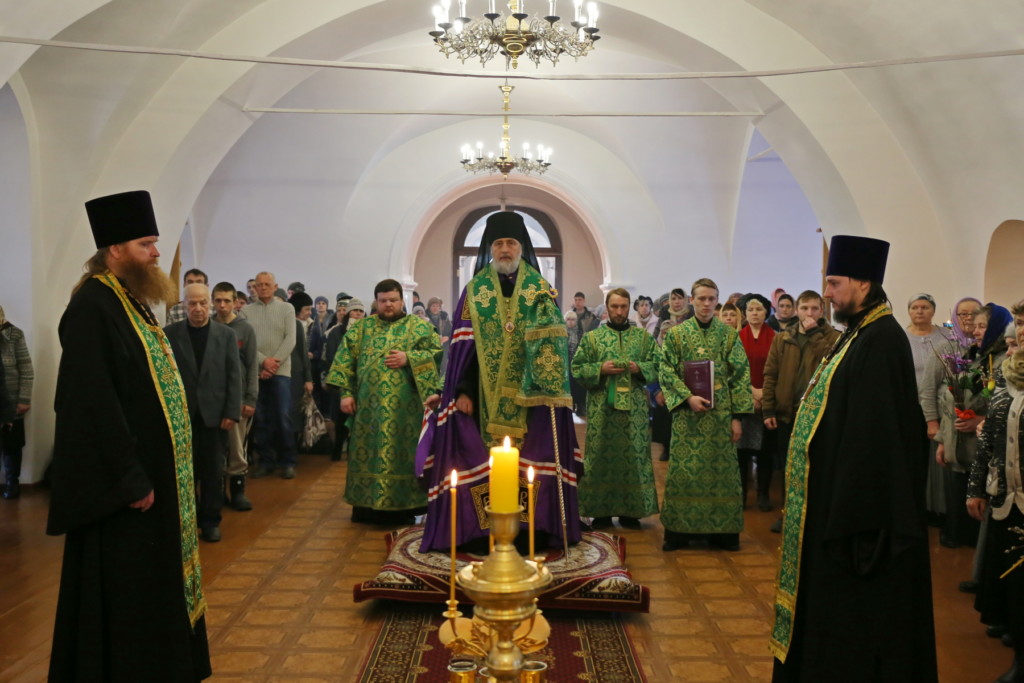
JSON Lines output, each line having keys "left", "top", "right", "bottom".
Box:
{"left": 357, "top": 604, "right": 647, "bottom": 682}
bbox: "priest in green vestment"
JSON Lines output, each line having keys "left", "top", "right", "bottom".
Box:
{"left": 659, "top": 278, "right": 753, "bottom": 552}
{"left": 326, "top": 278, "right": 441, "bottom": 524}
{"left": 571, "top": 288, "right": 660, "bottom": 529}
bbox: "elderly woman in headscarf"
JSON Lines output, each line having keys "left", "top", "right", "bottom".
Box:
{"left": 905, "top": 293, "right": 955, "bottom": 526}
{"left": 655, "top": 288, "right": 691, "bottom": 344}
{"left": 632, "top": 295, "right": 658, "bottom": 336}
{"left": 968, "top": 323, "right": 1024, "bottom": 683}
{"left": 934, "top": 303, "right": 1012, "bottom": 554}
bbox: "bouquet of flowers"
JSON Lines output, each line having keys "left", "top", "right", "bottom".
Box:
{"left": 932, "top": 349, "right": 984, "bottom": 418}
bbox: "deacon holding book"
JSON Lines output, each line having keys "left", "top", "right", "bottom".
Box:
{"left": 770, "top": 236, "right": 937, "bottom": 682}
{"left": 570, "top": 288, "right": 660, "bottom": 529}
{"left": 659, "top": 278, "right": 753, "bottom": 552}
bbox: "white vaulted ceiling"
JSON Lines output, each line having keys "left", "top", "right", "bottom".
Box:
{"left": 2, "top": 0, "right": 1024, "bottom": 477}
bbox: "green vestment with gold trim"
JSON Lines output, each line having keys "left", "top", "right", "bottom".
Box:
{"left": 571, "top": 325, "right": 660, "bottom": 518}
{"left": 659, "top": 317, "right": 753, "bottom": 534}
{"left": 464, "top": 262, "right": 571, "bottom": 445}
{"left": 326, "top": 314, "right": 441, "bottom": 510}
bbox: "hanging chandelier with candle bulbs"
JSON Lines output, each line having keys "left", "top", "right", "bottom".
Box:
{"left": 430, "top": 0, "right": 600, "bottom": 70}
{"left": 460, "top": 84, "right": 552, "bottom": 177}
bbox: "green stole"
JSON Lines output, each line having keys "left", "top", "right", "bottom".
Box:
{"left": 465, "top": 263, "right": 571, "bottom": 444}
{"left": 96, "top": 272, "right": 206, "bottom": 627}
{"left": 770, "top": 303, "right": 891, "bottom": 661}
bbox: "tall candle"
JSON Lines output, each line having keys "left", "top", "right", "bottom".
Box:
{"left": 489, "top": 436, "right": 520, "bottom": 512}
{"left": 488, "top": 456, "right": 495, "bottom": 553}
{"left": 449, "top": 469, "right": 458, "bottom": 603}
{"left": 527, "top": 465, "right": 536, "bottom": 559}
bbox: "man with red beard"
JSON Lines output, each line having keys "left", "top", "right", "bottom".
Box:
{"left": 47, "top": 190, "right": 211, "bottom": 682}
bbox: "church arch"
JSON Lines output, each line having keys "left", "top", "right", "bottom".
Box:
{"left": 984, "top": 220, "right": 1024, "bottom": 306}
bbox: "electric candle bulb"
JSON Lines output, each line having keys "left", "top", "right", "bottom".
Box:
{"left": 588, "top": 2, "right": 598, "bottom": 27}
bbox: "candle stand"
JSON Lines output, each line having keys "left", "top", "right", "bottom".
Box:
{"left": 439, "top": 506, "right": 551, "bottom": 682}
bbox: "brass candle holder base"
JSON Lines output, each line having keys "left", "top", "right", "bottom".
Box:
{"left": 439, "top": 506, "right": 552, "bottom": 682}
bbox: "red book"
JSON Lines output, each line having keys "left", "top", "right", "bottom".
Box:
{"left": 684, "top": 360, "right": 715, "bottom": 408}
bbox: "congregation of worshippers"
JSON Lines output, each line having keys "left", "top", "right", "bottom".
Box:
{"left": 17, "top": 202, "right": 1024, "bottom": 682}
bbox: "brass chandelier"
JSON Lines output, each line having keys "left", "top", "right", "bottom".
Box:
{"left": 430, "top": 0, "right": 601, "bottom": 70}
{"left": 459, "top": 84, "right": 552, "bottom": 178}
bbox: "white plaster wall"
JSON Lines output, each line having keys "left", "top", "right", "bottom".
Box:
{"left": 730, "top": 131, "right": 823, "bottom": 300}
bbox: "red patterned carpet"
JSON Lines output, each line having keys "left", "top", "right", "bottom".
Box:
{"left": 357, "top": 604, "right": 647, "bottom": 682}
{"left": 354, "top": 526, "right": 650, "bottom": 613}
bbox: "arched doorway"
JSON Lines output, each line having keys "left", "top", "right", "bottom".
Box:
{"left": 452, "top": 206, "right": 564, "bottom": 307}
{"left": 985, "top": 219, "right": 1024, "bottom": 306}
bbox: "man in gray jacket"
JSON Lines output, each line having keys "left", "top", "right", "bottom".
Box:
{"left": 165, "top": 283, "right": 242, "bottom": 542}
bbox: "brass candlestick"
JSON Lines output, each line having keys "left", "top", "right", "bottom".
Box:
{"left": 439, "top": 506, "right": 552, "bottom": 682}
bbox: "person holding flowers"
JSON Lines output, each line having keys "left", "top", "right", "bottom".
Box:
{"left": 967, "top": 313, "right": 1024, "bottom": 683}
{"left": 933, "top": 303, "right": 1012, "bottom": 550}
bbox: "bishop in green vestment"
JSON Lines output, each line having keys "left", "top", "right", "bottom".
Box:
{"left": 326, "top": 280, "right": 441, "bottom": 522}
{"left": 571, "top": 289, "right": 660, "bottom": 528}
{"left": 659, "top": 279, "right": 753, "bottom": 551}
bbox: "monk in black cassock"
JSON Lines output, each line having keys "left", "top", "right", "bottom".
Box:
{"left": 770, "top": 235, "right": 937, "bottom": 682}
{"left": 48, "top": 190, "right": 211, "bottom": 682}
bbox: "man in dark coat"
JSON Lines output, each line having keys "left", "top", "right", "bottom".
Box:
{"left": 48, "top": 190, "right": 211, "bottom": 681}
{"left": 165, "top": 282, "right": 242, "bottom": 543}
{"left": 771, "top": 235, "right": 937, "bottom": 683}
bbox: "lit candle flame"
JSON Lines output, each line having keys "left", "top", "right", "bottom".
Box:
{"left": 503, "top": 435, "right": 511, "bottom": 448}
{"left": 450, "top": 469, "right": 458, "bottom": 488}
{"left": 527, "top": 465, "right": 535, "bottom": 483}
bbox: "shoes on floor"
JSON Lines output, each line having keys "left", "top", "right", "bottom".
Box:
{"left": 280, "top": 466, "right": 296, "bottom": 479}
{"left": 201, "top": 526, "right": 221, "bottom": 543}
{"left": 988, "top": 625, "right": 1009, "bottom": 639}
{"left": 618, "top": 516, "right": 642, "bottom": 530}
{"left": 757, "top": 494, "right": 773, "bottom": 512}
{"left": 939, "top": 534, "right": 960, "bottom": 549}
{"left": 770, "top": 518, "right": 783, "bottom": 534}
{"left": 960, "top": 580, "right": 981, "bottom": 594}
{"left": 1002, "top": 633, "right": 1014, "bottom": 648}
{"left": 249, "top": 464, "right": 276, "bottom": 478}
{"left": 591, "top": 516, "right": 613, "bottom": 530}
{"left": 710, "top": 536, "right": 740, "bottom": 552}
{"left": 662, "top": 532, "right": 689, "bottom": 552}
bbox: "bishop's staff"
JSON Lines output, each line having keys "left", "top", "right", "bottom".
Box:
{"left": 548, "top": 406, "right": 571, "bottom": 563}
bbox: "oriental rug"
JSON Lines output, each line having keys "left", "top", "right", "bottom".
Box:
{"left": 356, "top": 604, "right": 647, "bottom": 682}
{"left": 353, "top": 526, "right": 650, "bottom": 613}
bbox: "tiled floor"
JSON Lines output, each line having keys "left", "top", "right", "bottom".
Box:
{"left": 0, "top": 432, "right": 1012, "bottom": 681}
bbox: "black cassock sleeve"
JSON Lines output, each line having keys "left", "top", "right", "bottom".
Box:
{"left": 815, "top": 317, "right": 929, "bottom": 576}
{"left": 47, "top": 284, "right": 154, "bottom": 536}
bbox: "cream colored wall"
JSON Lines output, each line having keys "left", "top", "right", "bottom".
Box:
{"left": 985, "top": 220, "right": 1024, "bottom": 308}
